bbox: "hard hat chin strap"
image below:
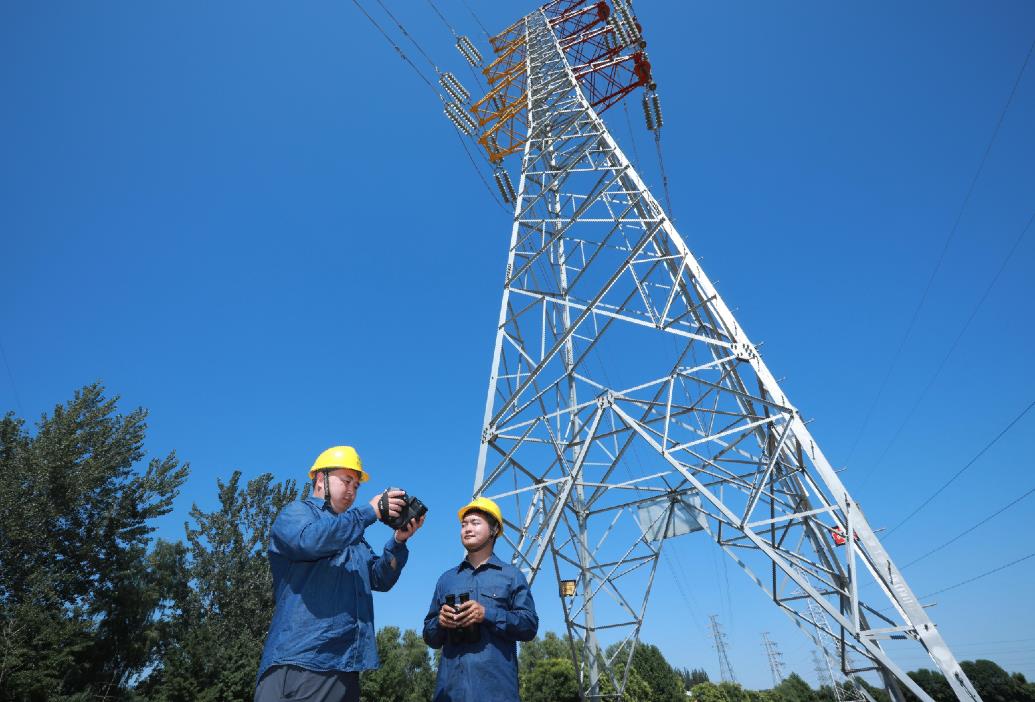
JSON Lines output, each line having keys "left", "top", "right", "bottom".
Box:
{"left": 322, "top": 471, "right": 332, "bottom": 511}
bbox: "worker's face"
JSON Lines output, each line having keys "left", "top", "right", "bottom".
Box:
{"left": 316, "top": 468, "right": 362, "bottom": 513}
{"left": 460, "top": 512, "right": 495, "bottom": 553}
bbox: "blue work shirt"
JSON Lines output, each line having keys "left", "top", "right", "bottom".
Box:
{"left": 422, "top": 553, "right": 538, "bottom": 702}
{"left": 257, "top": 496, "right": 408, "bottom": 682}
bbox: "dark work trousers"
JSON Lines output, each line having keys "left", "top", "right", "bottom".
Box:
{"left": 254, "top": 664, "right": 360, "bottom": 702}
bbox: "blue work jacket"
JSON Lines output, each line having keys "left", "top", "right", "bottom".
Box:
{"left": 422, "top": 553, "right": 538, "bottom": 702}
{"left": 257, "top": 497, "right": 408, "bottom": 682}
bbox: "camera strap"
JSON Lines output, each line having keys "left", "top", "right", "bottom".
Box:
{"left": 378, "top": 489, "right": 391, "bottom": 523}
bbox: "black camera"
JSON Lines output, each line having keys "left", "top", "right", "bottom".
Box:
{"left": 443, "top": 592, "right": 480, "bottom": 644}
{"left": 378, "top": 488, "right": 428, "bottom": 530}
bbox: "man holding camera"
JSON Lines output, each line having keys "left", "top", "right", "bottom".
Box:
{"left": 422, "top": 497, "right": 538, "bottom": 702}
{"left": 255, "top": 445, "right": 426, "bottom": 702}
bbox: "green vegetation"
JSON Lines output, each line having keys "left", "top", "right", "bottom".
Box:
{"left": 3, "top": 386, "right": 1033, "bottom": 701}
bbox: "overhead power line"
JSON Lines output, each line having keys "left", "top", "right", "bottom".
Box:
{"left": 425, "top": 0, "right": 486, "bottom": 89}
{"left": 373, "top": 0, "right": 440, "bottom": 72}
{"left": 873, "top": 550, "right": 1035, "bottom": 613}
{"left": 885, "top": 399, "right": 1035, "bottom": 537}
{"left": 901, "top": 485, "right": 1035, "bottom": 568}
{"left": 460, "top": 0, "right": 491, "bottom": 39}
{"left": 849, "top": 33, "right": 1035, "bottom": 470}
{"left": 350, "top": 0, "right": 437, "bottom": 93}
{"left": 349, "top": 0, "right": 506, "bottom": 210}
{"left": 867, "top": 211, "right": 1035, "bottom": 477}
{"left": 922, "top": 550, "right": 1035, "bottom": 599}
{"left": 425, "top": 0, "right": 459, "bottom": 37}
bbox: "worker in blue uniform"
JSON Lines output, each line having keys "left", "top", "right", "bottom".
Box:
{"left": 255, "top": 445, "right": 425, "bottom": 702}
{"left": 423, "top": 497, "right": 538, "bottom": 702}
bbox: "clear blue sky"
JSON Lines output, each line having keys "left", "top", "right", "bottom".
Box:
{"left": 3, "top": 0, "right": 1034, "bottom": 691}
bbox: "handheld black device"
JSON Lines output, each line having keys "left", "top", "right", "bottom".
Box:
{"left": 443, "top": 592, "right": 480, "bottom": 644}
{"left": 378, "top": 488, "right": 428, "bottom": 530}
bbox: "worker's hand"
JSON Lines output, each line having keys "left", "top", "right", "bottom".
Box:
{"left": 370, "top": 489, "right": 406, "bottom": 521}
{"left": 394, "top": 513, "right": 425, "bottom": 543}
{"left": 455, "top": 599, "right": 486, "bottom": 627}
{"left": 439, "top": 603, "right": 460, "bottom": 630}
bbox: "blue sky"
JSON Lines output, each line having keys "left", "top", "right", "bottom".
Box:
{"left": 3, "top": 0, "right": 1034, "bottom": 691}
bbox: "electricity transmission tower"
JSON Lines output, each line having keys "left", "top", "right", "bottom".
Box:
{"left": 815, "top": 650, "right": 837, "bottom": 689}
{"left": 709, "top": 615, "right": 737, "bottom": 684}
{"left": 802, "top": 584, "right": 867, "bottom": 702}
{"left": 762, "top": 632, "right": 786, "bottom": 687}
{"left": 453, "top": 1, "right": 982, "bottom": 701}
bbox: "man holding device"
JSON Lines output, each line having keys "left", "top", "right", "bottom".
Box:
{"left": 422, "top": 496, "right": 538, "bottom": 702}
{"left": 255, "top": 445, "right": 426, "bottom": 702}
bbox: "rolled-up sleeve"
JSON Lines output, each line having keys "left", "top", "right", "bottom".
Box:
{"left": 369, "top": 537, "right": 409, "bottom": 591}
{"left": 482, "top": 571, "right": 538, "bottom": 642}
{"left": 271, "top": 503, "right": 377, "bottom": 561}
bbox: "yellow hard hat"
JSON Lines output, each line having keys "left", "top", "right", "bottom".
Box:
{"left": 309, "top": 445, "right": 369, "bottom": 482}
{"left": 458, "top": 496, "right": 503, "bottom": 533}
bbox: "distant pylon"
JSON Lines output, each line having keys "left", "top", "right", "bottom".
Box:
{"left": 802, "top": 585, "right": 866, "bottom": 702}
{"left": 710, "top": 615, "right": 737, "bottom": 684}
{"left": 814, "top": 650, "right": 836, "bottom": 689}
{"left": 762, "top": 632, "right": 786, "bottom": 687}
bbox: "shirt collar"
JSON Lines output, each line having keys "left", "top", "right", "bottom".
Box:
{"left": 306, "top": 495, "right": 334, "bottom": 513}
{"left": 457, "top": 551, "right": 505, "bottom": 573}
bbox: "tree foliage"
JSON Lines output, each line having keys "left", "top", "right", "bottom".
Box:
{"left": 520, "top": 632, "right": 575, "bottom": 699}
{"left": 905, "top": 668, "right": 956, "bottom": 702}
{"left": 854, "top": 675, "right": 891, "bottom": 702}
{"left": 961, "top": 660, "right": 1035, "bottom": 702}
{"left": 598, "top": 654, "right": 653, "bottom": 702}
{"left": 360, "top": 626, "right": 436, "bottom": 702}
{"left": 896, "top": 659, "right": 1035, "bottom": 702}
{"left": 140, "top": 471, "right": 298, "bottom": 700}
{"left": 691, "top": 681, "right": 732, "bottom": 702}
{"left": 523, "top": 657, "right": 581, "bottom": 702}
{"left": 627, "top": 642, "right": 686, "bottom": 702}
{"left": 0, "top": 384, "right": 187, "bottom": 701}
{"left": 680, "top": 667, "right": 711, "bottom": 689}
{"left": 773, "top": 672, "right": 819, "bottom": 702}
{"left": 719, "top": 680, "right": 752, "bottom": 702}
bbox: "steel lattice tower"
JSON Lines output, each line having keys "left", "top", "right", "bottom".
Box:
{"left": 801, "top": 582, "right": 867, "bottom": 702}
{"left": 709, "top": 615, "right": 737, "bottom": 684}
{"left": 459, "top": 2, "right": 983, "bottom": 701}
{"left": 815, "top": 650, "right": 837, "bottom": 689}
{"left": 762, "top": 632, "right": 786, "bottom": 688}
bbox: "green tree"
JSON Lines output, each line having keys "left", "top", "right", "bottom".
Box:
{"left": 360, "top": 626, "right": 435, "bottom": 702}
{"left": 520, "top": 634, "right": 659, "bottom": 702}
{"left": 523, "top": 657, "right": 580, "bottom": 702}
{"left": 904, "top": 668, "right": 954, "bottom": 702}
{"left": 853, "top": 675, "right": 890, "bottom": 702}
{"left": 690, "top": 681, "right": 732, "bottom": 702}
{"left": 1014, "top": 673, "right": 1035, "bottom": 701}
{"left": 140, "top": 471, "right": 298, "bottom": 700}
{"left": 0, "top": 384, "right": 187, "bottom": 701}
{"left": 628, "top": 642, "right": 685, "bottom": 702}
{"left": 591, "top": 652, "right": 655, "bottom": 702}
{"left": 601, "top": 640, "right": 683, "bottom": 702}
{"left": 718, "top": 680, "right": 752, "bottom": 702}
{"left": 896, "top": 659, "right": 1035, "bottom": 702}
{"left": 520, "top": 631, "right": 575, "bottom": 699}
{"left": 961, "top": 659, "right": 1035, "bottom": 702}
{"left": 520, "top": 631, "right": 572, "bottom": 674}
{"left": 773, "top": 672, "right": 818, "bottom": 702}
{"left": 680, "top": 668, "right": 711, "bottom": 689}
